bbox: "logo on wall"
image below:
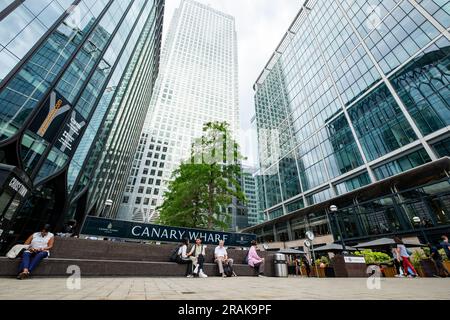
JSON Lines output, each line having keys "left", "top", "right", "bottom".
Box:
{"left": 29, "top": 91, "right": 71, "bottom": 142}
{"left": 37, "top": 92, "right": 71, "bottom": 138}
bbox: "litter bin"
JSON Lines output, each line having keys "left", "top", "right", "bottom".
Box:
{"left": 273, "top": 253, "right": 288, "bottom": 277}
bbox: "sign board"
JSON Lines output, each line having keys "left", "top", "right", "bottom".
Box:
{"left": 344, "top": 256, "right": 366, "bottom": 264}
{"left": 81, "top": 216, "right": 257, "bottom": 247}
{"left": 54, "top": 110, "right": 86, "bottom": 157}
{"left": 303, "top": 240, "right": 311, "bottom": 248}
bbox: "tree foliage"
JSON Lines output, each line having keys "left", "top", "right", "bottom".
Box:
{"left": 158, "top": 122, "right": 246, "bottom": 230}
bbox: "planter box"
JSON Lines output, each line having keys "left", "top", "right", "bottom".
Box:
{"left": 419, "top": 259, "right": 437, "bottom": 277}
{"left": 310, "top": 267, "right": 326, "bottom": 278}
{"left": 444, "top": 261, "right": 450, "bottom": 271}
{"left": 381, "top": 266, "right": 397, "bottom": 278}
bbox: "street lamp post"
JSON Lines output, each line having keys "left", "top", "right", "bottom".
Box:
{"left": 412, "top": 216, "right": 429, "bottom": 244}
{"left": 330, "top": 205, "right": 347, "bottom": 254}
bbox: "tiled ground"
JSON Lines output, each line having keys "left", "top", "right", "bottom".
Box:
{"left": 0, "top": 276, "right": 449, "bottom": 300}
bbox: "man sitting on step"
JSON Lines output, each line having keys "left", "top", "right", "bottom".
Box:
{"left": 188, "top": 238, "right": 208, "bottom": 278}
{"left": 214, "top": 240, "right": 236, "bottom": 277}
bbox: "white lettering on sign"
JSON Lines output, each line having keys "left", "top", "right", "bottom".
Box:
{"left": 127, "top": 224, "right": 240, "bottom": 245}
{"left": 8, "top": 178, "right": 28, "bottom": 198}
{"left": 58, "top": 112, "right": 86, "bottom": 153}
{"left": 344, "top": 256, "right": 366, "bottom": 264}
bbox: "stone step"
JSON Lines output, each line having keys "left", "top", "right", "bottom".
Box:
{"left": 47, "top": 238, "right": 256, "bottom": 263}
{"left": 0, "top": 257, "right": 261, "bottom": 277}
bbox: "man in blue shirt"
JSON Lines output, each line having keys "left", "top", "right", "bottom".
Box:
{"left": 440, "top": 235, "right": 450, "bottom": 260}
{"left": 428, "top": 242, "right": 449, "bottom": 277}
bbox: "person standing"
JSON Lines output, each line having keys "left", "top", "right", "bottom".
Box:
{"left": 394, "top": 237, "right": 418, "bottom": 277}
{"left": 247, "top": 240, "right": 265, "bottom": 277}
{"left": 176, "top": 238, "right": 194, "bottom": 278}
{"left": 214, "top": 240, "right": 235, "bottom": 277}
{"left": 391, "top": 245, "right": 404, "bottom": 277}
{"left": 428, "top": 243, "right": 449, "bottom": 277}
{"left": 440, "top": 235, "right": 450, "bottom": 260}
{"left": 17, "top": 224, "right": 54, "bottom": 280}
{"left": 302, "top": 255, "right": 311, "bottom": 277}
{"left": 188, "top": 238, "right": 208, "bottom": 278}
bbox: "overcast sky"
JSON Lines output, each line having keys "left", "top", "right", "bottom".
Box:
{"left": 162, "top": 0, "right": 301, "bottom": 165}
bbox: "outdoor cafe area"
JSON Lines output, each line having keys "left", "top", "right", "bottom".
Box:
{"left": 272, "top": 237, "right": 449, "bottom": 278}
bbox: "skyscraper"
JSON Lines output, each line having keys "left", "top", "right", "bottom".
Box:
{"left": 245, "top": 0, "right": 450, "bottom": 246}
{"left": 118, "top": 0, "right": 239, "bottom": 223}
{"left": 0, "top": 0, "right": 164, "bottom": 251}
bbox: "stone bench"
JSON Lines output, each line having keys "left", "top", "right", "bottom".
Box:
{"left": 1, "top": 237, "right": 274, "bottom": 277}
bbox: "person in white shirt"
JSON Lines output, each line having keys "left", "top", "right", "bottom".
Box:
{"left": 215, "top": 240, "right": 235, "bottom": 277}
{"left": 17, "top": 224, "right": 54, "bottom": 280}
{"left": 176, "top": 238, "right": 194, "bottom": 278}
{"left": 188, "top": 238, "right": 208, "bottom": 278}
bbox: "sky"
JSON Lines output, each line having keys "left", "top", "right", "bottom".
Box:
{"left": 162, "top": 0, "right": 301, "bottom": 166}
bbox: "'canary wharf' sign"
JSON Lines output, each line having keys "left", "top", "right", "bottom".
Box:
{"left": 81, "top": 216, "right": 256, "bottom": 247}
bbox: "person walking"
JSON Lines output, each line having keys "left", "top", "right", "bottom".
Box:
{"left": 17, "top": 224, "right": 54, "bottom": 280}
{"left": 391, "top": 245, "right": 404, "bottom": 277}
{"left": 428, "top": 243, "right": 449, "bottom": 277}
{"left": 394, "top": 237, "right": 418, "bottom": 277}
{"left": 247, "top": 240, "right": 265, "bottom": 277}
{"left": 214, "top": 240, "right": 235, "bottom": 277}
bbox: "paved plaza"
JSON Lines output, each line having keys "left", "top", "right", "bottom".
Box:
{"left": 0, "top": 277, "right": 449, "bottom": 300}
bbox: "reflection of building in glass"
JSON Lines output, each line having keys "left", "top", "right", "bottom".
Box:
{"left": 246, "top": 0, "right": 450, "bottom": 246}
{"left": 240, "top": 167, "right": 258, "bottom": 227}
{"left": 0, "top": 0, "right": 164, "bottom": 251}
{"left": 118, "top": 0, "right": 239, "bottom": 224}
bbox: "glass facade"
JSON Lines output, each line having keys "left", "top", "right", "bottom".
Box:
{"left": 250, "top": 0, "right": 450, "bottom": 243}
{"left": 0, "top": 0, "right": 164, "bottom": 249}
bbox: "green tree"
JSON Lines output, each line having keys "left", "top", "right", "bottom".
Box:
{"left": 158, "top": 121, "right": 246, "bottom": 230}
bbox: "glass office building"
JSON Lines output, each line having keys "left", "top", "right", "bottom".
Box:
{"left": 245, "top": 0, "right": 450, "bottom": 245}
{"left": 0, "top": 0, "right": 164, "bottom": 250}
{"left": 118, "top": 0, "right": 239, "bottom": 224}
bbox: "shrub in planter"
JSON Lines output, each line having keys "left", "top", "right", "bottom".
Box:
{"left": 354, "top": 249, "right": 391, "bottom": 265}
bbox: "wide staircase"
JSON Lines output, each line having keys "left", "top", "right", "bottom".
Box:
{"left": 0, "top": 238, "right": 275, "bottom": 277}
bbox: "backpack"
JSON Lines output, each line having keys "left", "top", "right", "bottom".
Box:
{"left": 223, "top": 263, "right": 233, "bottom": 277}
{"left": 170, "top": 245, "right": 181, "bottom": 262}
{"left": 243, "top": 251, "right": 249, "bottom": 264}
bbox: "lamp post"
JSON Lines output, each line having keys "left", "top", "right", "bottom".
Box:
{"left": 330, "top": 205, "right": 347, "bottom": 254}
{"left": 412, "top": 216, "right": 429, "bottom": 244}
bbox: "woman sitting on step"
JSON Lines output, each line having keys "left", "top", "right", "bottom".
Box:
{"left": 17, "top": 224, "right": 54, "bottom": 280}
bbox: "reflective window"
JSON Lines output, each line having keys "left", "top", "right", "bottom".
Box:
{"left": 335, "top": 171, "right": 371, "bottom": 195}
{"left": 349, "top": 83, "right": 417, "bottom": 161}
{"left": 373, "top": 148, "right": 431, "bottom": 180}
{"left": 390, "top": 36, "right": 450, "bottom": 136}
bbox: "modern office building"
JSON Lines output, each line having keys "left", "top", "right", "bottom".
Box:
{"left": 118, "top": 0, "right": 239, "bottom": 224}
{"left": 0, "top": 0, "right": 164, "bottom": 251}
{"left": 244, "top": 0, "right": 450, "bottom": 247}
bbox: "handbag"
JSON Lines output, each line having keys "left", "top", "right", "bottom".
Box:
{"left": 6, "top": 244, "right": 30, "bottom": 259}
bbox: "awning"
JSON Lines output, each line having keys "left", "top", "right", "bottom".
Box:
{"left": 355, "top": 237, "right": 425, "bottom": 248}
{"left": 313, "top": 243, "right": 357, "bottom": 252}
{"left": 277, "top": 248, "right": 305, "bottom": 255}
